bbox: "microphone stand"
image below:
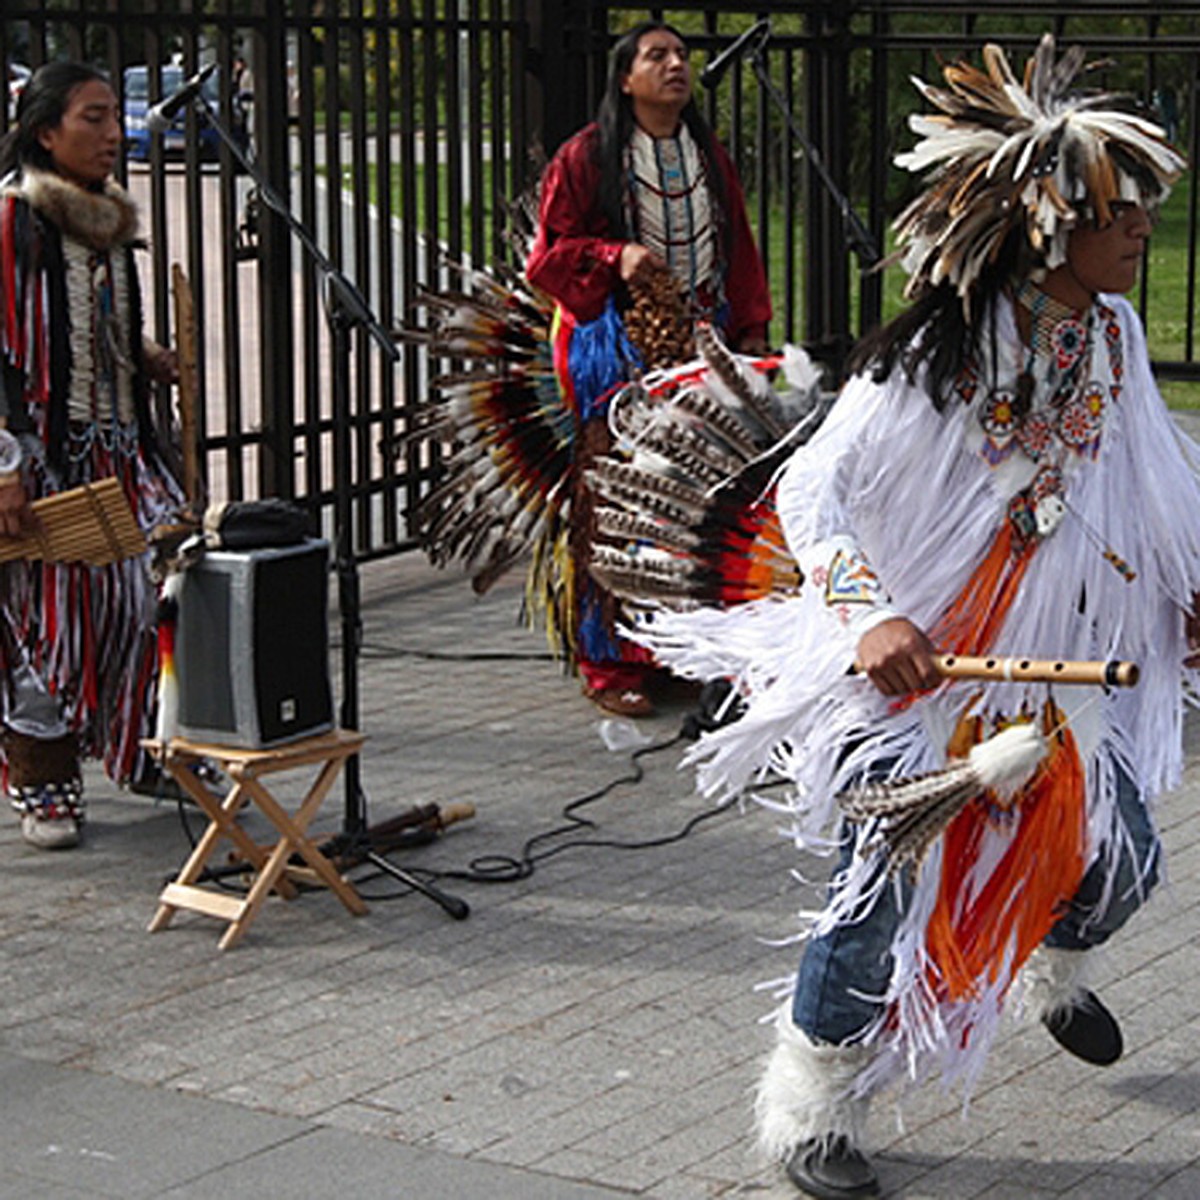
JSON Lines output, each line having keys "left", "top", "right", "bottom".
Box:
{"left": 744, "top": 38, "right": 878, "bottom": 269}
{"left": 177, "top": 90, "right": 469, "bottom": 920}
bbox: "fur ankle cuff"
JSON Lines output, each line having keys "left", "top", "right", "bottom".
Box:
{"left": 1017, "top": 945, "right": 1091, "bottom": 1023}
{"left": 755, "top": 1007, "right": 873, "bottom": 1162}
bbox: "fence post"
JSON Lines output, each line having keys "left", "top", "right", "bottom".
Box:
{"left": 255, "top": 0, "right": 296, "bottom": 501}
{"left": 803, "top": 4, "right": 854, "bottom": 378}
{"left": 526, "top": 0, "right": 606, "bottom": 157}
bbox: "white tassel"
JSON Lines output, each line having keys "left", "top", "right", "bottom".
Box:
{"left": 839, "top": 723, "right": 1048, "bottom": 871}
{"left": 967, "top": 722, "right": 1048, "bottom": 798}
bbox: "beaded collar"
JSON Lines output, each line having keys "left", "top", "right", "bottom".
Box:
{"left": 954, "top": 285, "right": 1124, "bottom": 469}
{"left": 951, "top": 287, "right": 1132, "bottom": 578}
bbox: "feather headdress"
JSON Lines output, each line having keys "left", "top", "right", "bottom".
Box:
{"left": 893, "top": 34, "right": 1187, "bottom": 302}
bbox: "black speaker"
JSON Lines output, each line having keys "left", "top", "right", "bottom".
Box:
{"left": 175, "top": 538, "right": 334, "bottom": 748}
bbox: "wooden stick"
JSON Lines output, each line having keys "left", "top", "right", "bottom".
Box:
{"left": 172, "top": 263, "right": 202, "bottom": 507}
{"left": 853, "top": 654, "right": 1139, "bottom": 688}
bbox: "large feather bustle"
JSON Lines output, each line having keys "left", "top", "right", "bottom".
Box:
{"left": 894, "top": 33, "right": 1186, "bottom": 303}
{"left": 838, "top": 722, "right": 1048, "bottom": 873}
{"left": 399, "top": 258, "right": 573, "bottom": 595}
{"left": 584, "top": 340, "right": 825, "bottom": 610}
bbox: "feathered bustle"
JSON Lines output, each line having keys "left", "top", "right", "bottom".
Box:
{"left": 399, "top": 172, "right": 827, "bottom": 622}
{"left": 585, "top": 336, "right": 825, "bottom": 610}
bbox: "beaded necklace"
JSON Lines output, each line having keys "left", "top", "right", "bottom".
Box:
{"left": 955, "top": 284, "right": 1134, "bottom": 581}
{"left": 976, "top": 282, "right": 1121, "bottom": 468}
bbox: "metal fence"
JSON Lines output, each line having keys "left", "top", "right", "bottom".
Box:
{"left": 5, "top": 2, "right": 1200, "bottom": 563}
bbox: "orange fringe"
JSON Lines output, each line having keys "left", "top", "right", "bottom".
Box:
{"left": 892, "top": 523, "right": 1036, "bottom": 714}
{"left": 932, "top": 522, "right": 1037, "bottom": 657}
{"left": 925, "top": 705, "right": 1087, "bottom": 1002}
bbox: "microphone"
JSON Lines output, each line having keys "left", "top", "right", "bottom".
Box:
{"left": 700, "top": 20, "right": 771, "bottom": 89}
{"left": 147, "top": 63, "right": 217, "bottom": 133}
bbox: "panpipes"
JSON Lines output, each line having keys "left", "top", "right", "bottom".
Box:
{"left": 0, "top": 477, "right": 145, "bottom": 566}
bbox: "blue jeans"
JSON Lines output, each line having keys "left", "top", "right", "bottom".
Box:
{"left": 791, "top": 765, "right": 1160, "bottom": 1044}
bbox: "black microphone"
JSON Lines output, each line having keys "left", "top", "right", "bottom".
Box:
{"left": 147, "top": 63, "right": 217, "bottom": 133}
{"left": 700, "top": 20, "right": 771, "bottom": 89}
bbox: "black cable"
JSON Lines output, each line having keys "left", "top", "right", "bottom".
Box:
{"left": 159, "top": 684, "right": 750, "bottom": 903}
{"left": 348, "top": 726, "right": 737, "bottom": 901}
{"left": 355, "top": 643, "right": 558, "bottom": 663}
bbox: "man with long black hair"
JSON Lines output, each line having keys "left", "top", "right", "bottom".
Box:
{"left": 0, "top": 62, "right": 183, "bottom": 848}
{"left": 526, "top": 21, "right": 771, "bottom": 717}
{"left": 634, "top": 35, "right": 1197, "bottom": 1199}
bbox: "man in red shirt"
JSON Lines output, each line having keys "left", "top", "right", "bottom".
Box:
{"left": 526, "top": 21, "right": 771, "bottom": 715}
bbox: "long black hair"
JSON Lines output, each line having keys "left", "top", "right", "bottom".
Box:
{"left": 846, "top": 226, "right": 1035, "bottom": 409}
{"left": 592, "top": 21, "right": 731, "bottom": 254}
{"left": 0, "top": 61, "right": 110, "bottom": 178}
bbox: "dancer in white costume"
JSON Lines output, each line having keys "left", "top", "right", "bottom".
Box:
{"left": 636, "top": 36, "right": 1198, "bottom": 1199}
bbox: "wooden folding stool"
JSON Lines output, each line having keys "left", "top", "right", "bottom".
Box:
{"left": 145, "top": 730, "right": 368, "bottom": 949}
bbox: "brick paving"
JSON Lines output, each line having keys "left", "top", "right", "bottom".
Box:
{"left": 0, "top": 542, "right": 1197, "bottom": 1196}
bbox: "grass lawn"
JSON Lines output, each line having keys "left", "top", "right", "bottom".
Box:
{"left": 357, "top": 155, "right": 1200, "bottom": 406}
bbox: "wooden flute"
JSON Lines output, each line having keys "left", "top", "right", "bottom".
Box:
{"left": 853, "top": 655, "right": 1139, "bottom": 688}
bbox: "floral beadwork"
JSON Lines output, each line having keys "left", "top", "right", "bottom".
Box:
{"left": 1051, "top": 317, "right": 1087, "bottom": 370}
{"left": 980, "top": 388, "right": 1018, "bottom": 464}
{"left": 973, "top": 300, "right": 1123, "bottom": 469}
{"left": 1014, "top": 410, "right": 1056, "bottom": 462}
{"left": 1057, "top": 385, "right": 1105, "bottom": 457}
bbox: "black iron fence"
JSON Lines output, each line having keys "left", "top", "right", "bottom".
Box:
{"left": 4, "top": 2, "right": 1200, "bottom": 562}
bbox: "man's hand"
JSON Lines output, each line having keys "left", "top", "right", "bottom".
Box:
{"left": 142, "top": 339, "right": 179, "bottom": 386}
{"left": 856, "top": 617, "right": 941, "bottom": 697}
{"left": 1185, "top": 590, "right": 1200, "bottom": 668}
{"left": 619, "top": 242, "right": 667, "bottom": 285}
{"left": 0, "top": 475, "right": 34, "bottom": 540}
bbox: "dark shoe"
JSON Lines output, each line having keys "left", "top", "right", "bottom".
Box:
{"left": 785, "top": 1136, "right": 880, "bottom": 1199}
{"left": 1043, "top": 989, "right": 1123, "bottom": 1065}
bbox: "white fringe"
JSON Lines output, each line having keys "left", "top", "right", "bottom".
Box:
{"left": 1015, "top": 945, "right": 1091, "bottom": 1024}
{"left": 634, "top": 295, "right": 1200, "bottom": 1104}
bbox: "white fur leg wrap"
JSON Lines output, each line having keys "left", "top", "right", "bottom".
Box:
{"left": 1018, "top": 945, "right": 1090, "bottom": 1023}
{"left": 755, "top": 1007, "right": 873, "bottom": 1162}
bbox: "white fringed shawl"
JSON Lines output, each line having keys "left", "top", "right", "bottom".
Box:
{"left": 634, "top": 293, "right": 1200, "bottom": 1091}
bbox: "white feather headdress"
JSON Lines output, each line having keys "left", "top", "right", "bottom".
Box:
{"left": 892, "top": 34, "right": 1187, "bottom": 302}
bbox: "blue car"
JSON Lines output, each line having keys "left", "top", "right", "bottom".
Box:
{"left": 124, "top": 64, "right": 247, "bottom": 161}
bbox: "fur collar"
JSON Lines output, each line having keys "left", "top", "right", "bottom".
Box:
{"left": 5, "top": 168, "right": 140, "bottom": 251}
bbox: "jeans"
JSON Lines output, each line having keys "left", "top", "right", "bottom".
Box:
{"left": 791, "top": 764, "right": 1159, "bottom": 1044}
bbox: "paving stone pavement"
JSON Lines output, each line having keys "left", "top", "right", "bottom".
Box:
{"left": 0, "top": 544, "right": 1197, "bottom": 1198}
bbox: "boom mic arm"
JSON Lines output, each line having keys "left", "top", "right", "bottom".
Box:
{"left": 699, "top": 20, "right": 771, "bottom": 90}
{"left": 147, "top": 62, "right": 217, "bottom": 133}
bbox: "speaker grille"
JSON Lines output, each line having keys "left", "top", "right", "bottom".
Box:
{"left": 176, "top": 539, "right": 333, "bottom": 747}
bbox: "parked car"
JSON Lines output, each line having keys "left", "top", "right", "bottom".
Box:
{"left": 123, "top": 63, "right": 248, "bottom": 161}
{"left": 7, "top": 61, "right": 30, "bottom": 121}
